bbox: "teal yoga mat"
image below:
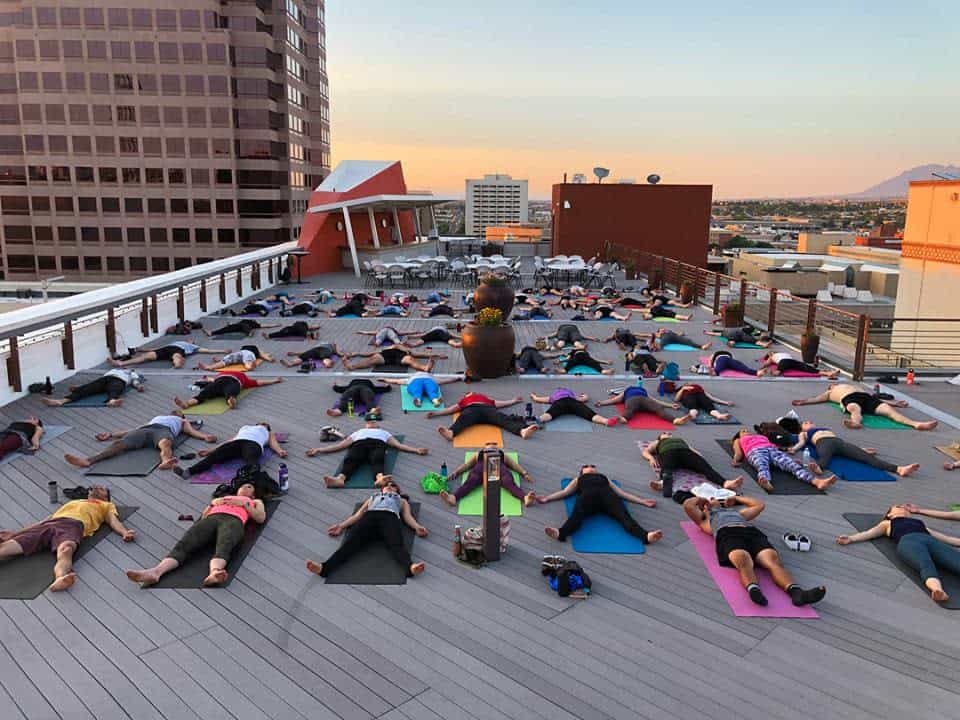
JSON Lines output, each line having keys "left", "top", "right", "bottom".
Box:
{"left": 337, "top": 435, "right": 404, "bottom": 488}
{"left": 401, "top": 386, "right": 444, "bottom": 412}
{"left": 662, "top": 344, "right": 700, "bottom": 352}
{"left": 827, "top": 402, "right": 911, "bottom": 429}
{"left": 567, "top": 365, "right": 601, "bottom": 375}
{"left": 560, "top": 478, "right": 645, "bottom": 554}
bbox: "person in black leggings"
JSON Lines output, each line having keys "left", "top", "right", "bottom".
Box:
{"left": 427, "top": 392, "right": 539, "bottom": 441}
{"left": 175, "top": 372, "right": 282, "bottom": 411}
{"left": 405, "top": 326, "right": 463, "bottom": 347}
{"left": 559, "top": 349, "right": 614, "bottom": 375}
{"left": 280, "top": 343, "right": 341, "bottom": 368}
{"left": 174, "top": 423, "right": 286, "bottom": 478}
{"left": 788, "top": 421, "right": 920, "bottom": 477}
{"left": 306, "top": 421, "right": 428, "bottom": 487}
{"left": 42, "top": 370, "right": 144, "bottom": 408}
{"left": 328, "top": 297, "right": 367, "bottom": 317}
{"left": 547, "top": 324, "right": 599, "bottom": 350}
{"left": 528, "top": 389, "right": 618, "bottom": 427}
{"left": 673, "top": 384, "right": 734, "bottom": 424}
{"left": 514, "top": 346, "right": 560, "bottom": 374}
{"left": 343, "top": 344, "right": 444, "bottom": 372}
{"left": 264, "top": 320, "right": 320, "bottom": 340}
{"left": 205, "top": 319, "right": 274, "bottom": 338}
{"left": 642, "top": 433, "right": 744, "bottom": 501}
{"left": 758, "top": 353, "right": 839, "bottom": 378}
{"left": 536, "top": 464, "right": 663, "bottom": 545}
{"left": 328, "top": 378, "right": 392, "bottom": 417}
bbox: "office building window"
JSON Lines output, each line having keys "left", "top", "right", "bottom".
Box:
{"left": 114, "top": 74, "right": 134, "bottom": 92}
{"left": 147, "top": 198, "right": 165, "bottom": 213}
{"left": 196, "top": 228, "right": 212, "bottom": 243}
{"left": 181, "top": 10, "right": 201, "bottom": 30}
{"left": 36, "top": 7, "right": 56, "bottom": 27}
{"left": 51, "top": 166, "right": 71, "bottom": 182}
{"left": 55, "top": 197, "right": 74, "bottom": 212}
{"left": 78, "top": 197, "right": 97, "bottom": 212}
{"left": 162, "top": 106, "right": 182, "bottom": 125}
{"left": 84, "top": 255, "right": 103, "bottom": 270}
{"left": 168, "top": 168, "right": 185, "bottom": 184}
{"left": 159, "top": 43, "right": 178, "bottom": 63}
{"left": 95, "top": 136, "right": 115, "bottom": 154}
{"left": 145, "top": 168, "right": 164, "bottom": 184}
{"left": 150, "top": 228, "right": 167, "bottom": 244}
{"left": 212, "top": 138, "right": 230, "bottom": 156}
{"left": 117, "top": 106, "right": 136, "bottom": 124}
{"left": 42, "top": 73, "right": 62, "bottom": 91}
{"left": 161, "top": 75, "right": 181, "bottom": 95}
{"left": 134, "top": 42, "right": 154, "bottom": 63}
{"left": 60, "top": 8, "right": 81, "bottom": 27}
{"left": 90, "top": 74, "right": 109, "bottom": 93}
{"left": 216, "top": 199, "right": 234, "bottom": 214}
{"left": 216, "top": 169, "right": 233, "bottom": 184}
{"left": 125, "top": 198, "right": 142, "bottom": 213}
{"left": 17, "top": 72, "right": 37, "bottom": 91}
{"left": 48, "top": 136, "right": 67, "bottom": 153}
{"left": 152, "top": 257, "right": 170, "bottom": 272}
{"left": 24, "top": 135, "right": 43, "bottom": 152}
{"left": 121, "top": 167, "right": 141, "bottom": 183}
{"left": 72, "top": 136, "right": 91, "bottom": 154}
{"left": 218, "top": 228, "right": 236, "bottom": 244}
{"left": 191, "top": 168, "right": 209, "bottom": 185}
{"left": 166, "top": 138, "right": 185, "bottom": 157}
{"left": 183, "top": 43, "right": 202, "bottom": 63}
{"left": 187, "top": 107, "right": 206, "bottom": 127}
{"left": 44, "top": 104, "right": 65, "bottom": 123}
{"left": 102, "top": 198, "right": 120, "bottom": 213}
{"left": 156, "top": 9, "right": 176, "bottom": 29}
{"left": 108, "top": 8, "right": 129, "bottom": 29}
{"left": 62, "top": 40, "right": 82, "bottom": 59}
{"left": 208, "top": 76, "right": 228, "bottom": 95}
{"left": 111, "top": 42, "right": 130, "bottom": 60}
{"left": 61, "top": 256, "right": 79, "bottom": 270}
{"left": 189, "top": 138, "right": 208, "bottom": 157}
{"left": 193, "top": 199, "right": 210, "bottom": 214}
{"left": 31, "top": 196, "right": 50, "bottom": 212}
{"left": 104, "top": 228, "right": 122, "bottom": 243}
{"left": 39, "top": 40, "right": 59, "bottom": 60}
{"left": 106, "top": 257, "right": 124, "bottom": 272}
{"left": 140, "top": 106, "right": 160, "bottom": 125}
{"left": 83, "top": 8, "right": 104, "bottom": 28}
{"left": 66, "top": 73, "right": 85, "bottom": 91}
{"left": 99, "top": 167, "right": 118, "bottom": 183}
{"left": 131, "top": 9, "right": 151, "bottom": 30}
{"left": 206, "top": 44, "right": 226, "bottom": 63}
{"left": 128, "top": 228, "right": 146, "bottom": 244}
{"left": 130, "top": 256, "right": 147, "bottom": 271}
{"left": 20, "top": 104, "right": 39, "bottom": 122}
{"left": 143, "top": 138, "right": 161, "bottom": 156}
{"left": 87, "top": 41, "right": 106, "bottom": 60}
{"left": 119, "top": 137, "right": 138, "bottom": 154}
{"left": 15, "top": 40, "right": 35, "bottom": 60}
{"left": 170, "top": 199, "right": 189, "bottom": 214}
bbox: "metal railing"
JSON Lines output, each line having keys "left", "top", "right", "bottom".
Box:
{"left": 603, "top": 242, "right": 960, "bottom": 380}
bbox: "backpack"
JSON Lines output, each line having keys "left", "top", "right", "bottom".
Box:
{"left": 755, "top": 422, "right": 792, "bottom": 448}
{"left": 545, "top": 559, "right": 592, "bottom": 597}
{"left": 662, "top": 361, "right": 680, "bottom": 381}
{"left": 457, "top": 517, "right": 511, "bottom": 566}
{"left": 213, "top": 464, "right": 280, "bottom": 499}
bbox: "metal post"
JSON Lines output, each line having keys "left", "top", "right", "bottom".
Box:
{"left": 367, "top": 207, "right": 381, "bottom": 249}
{"left": 805, "top": 299, "right": 817, "bottom": 335}
{"left": 140, "top": 298, "right": 150, "bottom": 337}
{"left": 481, "top": 449, "right": 502, "bottom": 562}
{"left": 219, "top": 273, "right": 227, "bottom": 304}
{"left": 342, "top": 206, "right": 361, "bottom": 278}
{"left": 106, "top": 308, "right": 117, "bottom": 355}
{"left": 659, "top": 256, "right": 666, "bottom": 290}
{"left": 177, "top": 287, "right": 185, "bottom": 321}
{"left": 693, "top": 266, "right": 702, "bottom": 303}
{"left": 767, "top": 288, "right": 778, "bottom": 334}
{"left": 392, "top": 207, "right": 403, "bottom": 245}
{"left": 853, "top": 314, "right": 870, "bottom": 381}
{"left": 200, "top": 278, "right": 208, "bottom": 312}
{"left": 149, "top": 295, "right": 159, "bottom": 332}
{"left": 712, "top": 272, "right": 721, "bottom": 314}
{"left": 6, "top": 335, "right": 21, "bottom": 392}
{"left": 267, "top": 260, "right": 274, "bottom": 285}
{"left": 739, "top": 280, "right": 747, "bottom": 313}
{"left": 62, "top": 321, "right": 75, "bottom": 369}
{"left": 235, "top": 267, "right": 243, "bottom": 297}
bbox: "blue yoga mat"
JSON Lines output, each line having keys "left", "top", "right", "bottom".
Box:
{"left": 809, "top": 446, "right": 896, "bottom": 482}
{"left": 662, "top": 343, "right": 700, "bottom": 352}
{"left": 694, "top": 413, "right": 739, "bottom": 425}
{"left": 64, "top": 393, "right": 114, "bottom": 407}
{"left": 561, "top": 478, "right": 645, "bottom": 554}
{"left": 332, "top": 313, "right": 360, "bottom": 319}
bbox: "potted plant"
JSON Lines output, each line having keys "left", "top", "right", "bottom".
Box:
{"left": 461, "top": 308, "right": 516, "bottom": 379}
{"left": 679, "top": 279, "right": 695, "bottom": 304}
{"left": 801, "top": 331, "right": 820, "bottom": 364}
{"left": 722, "top": 302, "right": 743, "bottom": 327}
{"left": 474, "top": 272, "right": 515, "bottom": 319}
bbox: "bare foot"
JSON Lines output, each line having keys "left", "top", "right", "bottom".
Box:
{"left": 945, "top": 462, "right": 958, "bottom": 471}
{"left": 701, "top": 343, "right": 712, "bottom": 350}
{"left": 814, "top": 474, "right": 837, "bottom": 490}
{"left": 842, "top": 419, "right": 863, "bottom": 429}
{"left": 202, "top": 569, "right": 229, "bottom": 587}
{"left": 42, "top": 397, "right": 64, "bottom": 407}
{"left": 174, "top": 396, "right": 188, "bottom": 409}
{"left": 327, "top": 408, "right": 343, "bottom": 417}
{"left": 438, "top": 427, "right": 454, "bottom": 441}
{"left": 673, "top": 414, "right": 693, "bottom": 426}
{"left": 715, "top": 413, "right": 731, "bottom": 421}
{"left": 520, "top": 424, "right": 539, "bottom": 439}
{"left": 323, "top": 475, "right": 345, "bottom": 488}
{"left": 374, "top": 473, "right": 392, "bottom": 487}
{"left": 198, "top": 449, "right": 212, "bottom": 457}
{"left": 724, "top": 475, "right": 744, "bottom": 490}
{"left": 807, "top": 462, "right": 824, "bottom": 475}
{"left": 125, "top": 569, "right": 160, "bottom": 587}
{"left": 649, "top": 479, "right": 663, "bottom": 492}
{"left": 48, "top": 573, "right": 77, "bottom": 592}
{"left": 413, "top": 397, "right": 422, "bottom": 407}
{"left": 645, "top": 530, "right": 663, "bottom": 544}
{"left": 917, "top": 420, "right": 938, "bottom": 431}
{"left": 64, "top": 454, "right": 91, "bottom": 468}
{"left": 106, "top": 399, "right": 123, "bottom": 407}
{"left": 157, "top": 458, "right": 177, "bottom": 470}
{"left": 523, "top": 492, "right": 536, "bottom": 507}
{"left": 544, "top": 527, "right": 560, "bottom": 540}
{"left": 410, "top": 562, "right": 426, "bottom": 576}
{"left": 897, "top": 463, "right": 920, "bottom": 477}
{"left": 306, "top": 560, "right": 323, "bottom": 575}
{"left": 439, "top": 490, "right": 457, "bottom": 507}
{"left": 932, "top": 587, "right": 950, "bottom": 603}
{"left": 863, "top": 448, "right": 877, "bottom": 454}
{"left": 226, "top": 396, "right": 237, "bottom": 410}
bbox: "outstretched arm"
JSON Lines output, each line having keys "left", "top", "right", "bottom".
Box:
{"left": 307, "top": 437, "right": 353, "bottom": 455}
{"left": 387, "top": 437, "right": 428, "bottom": 455}
{"left": 436, "top": 376, "right": 463, "bottom": 385}
{"left": 928, "top": 529, "right": 960, "bottom": 547}
{"left": 595, "top": 393, "right": 624, "bottom": 407}
{"left": 529, "top": 392, "right": 550, "bottom": 404}
{"left": 106, "top": 513, "right": 135, "bottom": 541}
{"left": 837, "top": 520, "right": 888, "bottom": 545}
{"left": 426, "top": 405, "right": 458, "bottom": 418}
{"left": 538, "top": 477, "right": 578, "bottom": 503}
{"left": 705, "top": 392, "right": 733, "bottom": 406}
{"left": 401, "top": 499, "right": 428, "bottom": 536}
{"left": 504, "top": 455, "right": 532, "bottom": 482}
{"left": 182, "top": 422, "right": 216, "bottom": 442}
{"left": 611, "top": 482, "right": 656, "bottom": 507}
{"left": 792, "top": 389, "right": 832, "bottom": 406}
{"left": 29, "top": 425, "right": 44, "bottom": 450}
{"left": 267, "top": 432, "right": 287, "bottom": 458}
{"left": 380, "top": 378, "right": 407, "bottom": 386}
{"left": 493, "top": 397, "right": 521, "bottom": 409}
{"left": 734, "top": 496, "right": 765, "bottom": 522}
{"left": 788, "top": 432, "right": 809, "bottom": 454}
{"left": 731, "top": 439, "right": 744, "bottom": 465}
{"left": 906, "top": 505, "right": 960, "bottom": 521}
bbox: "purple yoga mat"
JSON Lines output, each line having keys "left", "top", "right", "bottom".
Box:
{"left": 682, "top": 522, "right": 819, "bottom": 618}
{"left": 186, "top": 433, "right": 287, "bottom": 485}
{"left": 330, "top": 393, "right": 381, "bottom": 415}
{"left": 311, "top": 356, "right": 340, "bottom": 369}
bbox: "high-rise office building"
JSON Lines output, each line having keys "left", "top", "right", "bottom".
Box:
{"left": 0, "top": 0, "right": 330, "bottom": 280}
{"left": 464, "top": 173, "right": 528, "bottom": 237}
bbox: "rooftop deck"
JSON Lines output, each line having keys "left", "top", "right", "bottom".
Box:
{"left": 2, "top": 273, "right": 960, "bottom": 720}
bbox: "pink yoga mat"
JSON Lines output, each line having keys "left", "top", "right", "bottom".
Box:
{"left": 616, "top": 404, "right": 674, "bottom": 430}
{"left": 780, "top": 369, "right": 821, "bottom": 378}
{"left": 681, "top": 522, "right": 818, "bottom": 618}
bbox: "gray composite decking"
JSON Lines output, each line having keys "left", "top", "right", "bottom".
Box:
{"left": 2, "top": 273, "right": 960, "bottom": 719}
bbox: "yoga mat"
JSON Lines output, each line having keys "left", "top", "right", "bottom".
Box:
{"left": 85, "top": 434, "right": 187, "bottom": 477}
{"left": 715, "top": 440, "right": 823, "bottom": 496}
{"left": 401, "top": 386, "right": 445, "bottom": 413}
{"left": 560, "top": 478, "right": 645, "bottom": 554}
{"left": 149, "top": 501, "right": 280, "bottom": 590}
{"left": 324, "top": 503, "right": 420, "bottom": 585}
{"left": 216, "top": 358, "right": 264, "bottom": 373}
{"left": 0, "top": 507, "right": 137, "bottom": 600}
{"left": 452, "top": 418, "right": 504, "bottom": 448}
{"left": 63, "top": 393, "right": 115, "bottom": 407}
{"left": 781, "top": 369, "right": 822, "bottom": 378}
{"left": 331, "top": 313, "right": 360, "bottom": 319}
{"left": 654, "top": 317, "right": 682, "bottom": 323}
{"left": 733, "top": 342, "right": 765, "bottom": 349}
{"left": 681, "top": 522, "right": 819, "bottom": 618}
{"left": 698, "top": 356, "right": 756, "bottom": 379}
{"left": 336, "top": 435, "right": 404, "bottom": 489}
{"left": 189, "top": 449, "right": 275, "bottom": 485}
{"left": 0, "top": 425, "right": 70, "bottom": 467}
{"left": 807, "top": 443, "right": 895, "bottom": 482}
{"left": 457, "top": 451, "right": 525, "bottom": 516}
{"left": 373, "top": 364, "right": 409, "bottom": 373}
{"left": 936, "top": 445, "right": 960, "bottom": 463}
{"left": 567, "top": 365, "right": 601, "bottom": 375}
{"left": 951, "top": 504, "right": 960, "bottom": 512}
{"left": 616, "top": 404, "right": 674, "bottom": 430}
{"left": 843, "top": 513, "right": 960, "bottom": 609}
{"left": 827, "top": 402, "right": 911, "bottom": 429}
{"left": 694, "top": 413, "right": 739, "bottom": 425}
{"left": 543, "top": 414, "right": 595, "bottom": 432}
{"left": 662, "top": 343, "right": 700, "bottom": 352}
{"left": 209, "top": 331, "right": 250, "bottom": 340}
{"left": 182, "top": 389, "right": 252, "bottom": 415}
{"left": 330, "top": 393, "right": 383, "bottom": 416}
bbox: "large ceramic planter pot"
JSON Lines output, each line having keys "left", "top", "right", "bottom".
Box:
{"left": 462, "top": 323, "right": 516, "bottom": 379}
{"left": 474, "top": 279, "right": 515, "bottom": 319}
{"left": 722, "top": 304, "right": 743, "bottom": 328}
{"left": 801, "top": 334, "right": 820, "bottom": 364}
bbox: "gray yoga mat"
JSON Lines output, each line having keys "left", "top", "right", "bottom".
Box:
{"left": 0, "top": 425, "right": 71, "bottom": 467}
{"left": 85, "top": 434, "right": 187, "bottom": 477}
{"left": 325, "top": 502, "right": 420, "bottom": 585}
{"left": 716, "top": 439, "right": 823, "bottom": 496}
{"left": 64, "top": 393, "right": 115, "bottom": 407}
{"left": 148, "top": 501, "right": 280, "bottom": 589}
{"left": 0, "top": 507, "right": 137, "bottom": 600}
{"left": 843, "top": 513, "right": 960, "bottom": 609}
{"left": 543, "top": 414, "right": 595, "bottom": 432}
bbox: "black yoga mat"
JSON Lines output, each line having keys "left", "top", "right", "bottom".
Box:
{"left": 149, "top": 500, "right": 280, "bottom": 589}
{"left": 843, "top": 513, "right": 960, "bottom": 609}
{"left": 0, "top": 507, "right": 137, "bottom": 600}
{"left": 325, "top": 502, "right": 420, "bottom": 585}
{"left": 373, "top": 364, "right": 409, "bottom": 373}
{"left": 85, "top": 434, "right": 187, "bottom": 477}
{"left": 716, "top": 440, "right": 823, "bottom": 496}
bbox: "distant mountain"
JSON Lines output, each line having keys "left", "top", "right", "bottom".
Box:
{"left": 849, "top": 164, "right": 960, "bottom": 198}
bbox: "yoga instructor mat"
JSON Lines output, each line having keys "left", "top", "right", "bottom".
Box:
{"left": 0, "top": 425, "right": 70, "bottom": 467}
{"left": 843, "top": 513, "right": 960, "bottom": 609}
{"left": 682, "top": 522, "right": 819, "bottom": 618}
{"left": 336, "top": 435, "right": 404, "bottom": 489}
{"left": 828, "top": 402, "right": 911, "bottom": 429}
{"left": 716, "top": 439, "right": 823, "bottom": 496}
{"left": 85, "top": 434, "right": 187, "bottom": 477}
{"left": 181, "top": 389, "right": 252, "bottom": 416}
{"left": 149, "top": 501, "right": 280, "bottom": 590}
{"left": 616, "top": 404, "right": 674, "bottom": 430}
{"left": 324, "top": 502, "right": 420, "bottom": 585}
{"left": 560, "top": 478, "right": 645, "bottom": 554}
{"left": 452, "top": 418, "right": 504, "bottom": 448}
{"left": 457, "top": 451, "right": 524, "bottom": 516}
{"left": 0, "top": 507, "right": 137, "bottom": 600}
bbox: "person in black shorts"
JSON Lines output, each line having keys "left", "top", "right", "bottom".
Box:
{"left": 264, "top": 320, "right": 321, "bottom": 340}
{"left": 683, "top": 490, "right": 826, "bottom": 607}
{"left": 641, "top": 301, "right": 693, "bottom": 321}
{"left": 175, "top": 371, "right": 283, "bottom": 411}
{"left": 758, "top": 353, "right": 839, "bottom": 378}
{"left": 792, "top": 383, "right": 938, "bottom": 431}
{"left": 514, "top": 345, "right": 561, "bottom": 374}
{"left": 528, "top": 390, "right": 618, "bottom": 427}
{"left": 343, "top": 344, "right": 445, "bottom": 372}
{"left": 546, "top": 323, "right": 600, "bottom": 350}
{"left": 280, "top": 343, "right": 341, "bottom": 368}
{"left": 328, "top": 296, "right": 367, "bottom": 317}
{"left": 109, "top": 341, "right": 219, "bottom": 369}
{"left": 585, "top": 303, "right": 631, "bottom": 321}
{"left": 557, "top": 349, "right": 614, "bottom": 375}
{"left": 704, "top": 326, "right": 773, "bottom": 348}
{"left": 281, "top": 300, "right": 321, "bottom": 317}
{"left": 536, "top": 464, "right": 663, "bottom": 545}
{"left": 205, "top": 319, "right": 276, "bottom": 338}
{"left": 327, "top": 378, "right": 392, "bottom": 417}
{"left": 405, "top": 326, "right": 463, "bottom": 347}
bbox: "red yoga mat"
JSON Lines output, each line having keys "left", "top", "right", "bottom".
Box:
{"left": 616, "top": 403, "right": 674, "bottom": 430}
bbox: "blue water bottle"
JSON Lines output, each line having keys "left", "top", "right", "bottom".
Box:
{"left": 440, "top": 461, "right": 448, "bottom": 479}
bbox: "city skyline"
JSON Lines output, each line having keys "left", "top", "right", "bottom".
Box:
{"left": 327, "top": 0, "right": 958, "bottom": 200}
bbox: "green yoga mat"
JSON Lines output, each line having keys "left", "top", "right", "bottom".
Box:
{"left": 401, "top": 386, "right": 444, "bottom": 413}
{"left": 337, "top": 435, "right": 404, "bottom": 488}
{"left": 457, "top": 451, "right": 524, "bottom": 516}
{"left": 828, "top": 402, "right": 910, "bottom": 429}
{"left": 653, "top": 317, "right": 682, "bottom": 323}
{"left": 182, "top": 389, "right": 251, "bottom": 415}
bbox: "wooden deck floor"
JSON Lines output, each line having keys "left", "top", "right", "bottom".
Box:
{"left": 2, "top": 276, "right": 960, "bottom": 719}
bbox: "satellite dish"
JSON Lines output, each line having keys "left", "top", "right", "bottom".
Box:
{"left": 593, "top": 167, "right": 610, "bottom": 183}
{"left": 647, "top": 174, "right": 661, "bottom": 185}
{"left": 572, "top": 173, "right": 587, "bottom": 184}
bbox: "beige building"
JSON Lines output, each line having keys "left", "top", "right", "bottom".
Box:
{"left": 465, "top": 174, "right": 528, "bottom": 237}
{"left": 797, "top": 231, "right": 856, "bottom": 254}
{"left": 0, "top": 0, "right": 330, "bottom": 280}
{"left": 732, "top": 251, "right": 899, "bottom": 299}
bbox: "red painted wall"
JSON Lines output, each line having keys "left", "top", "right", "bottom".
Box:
{"left": 551, "top": 183, "right": 712, "bottom": 268}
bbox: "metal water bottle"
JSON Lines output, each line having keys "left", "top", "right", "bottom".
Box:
{"left": 452, "top": 525, "right": 463, "bottom": 558}
{"left": 440, "top": 461, "right": 448, "bottom": 478}
{"left": 48, "top": 481, "right": 58, "bottom": 504}
{"left": 278, "top": 463, "right": 289, "bottom": 492}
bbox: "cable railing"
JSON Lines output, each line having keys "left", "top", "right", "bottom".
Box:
{"left": 602, "top": 242, "right": 960, "bottom": 380}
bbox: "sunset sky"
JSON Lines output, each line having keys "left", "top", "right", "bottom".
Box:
{"left": 326, "top": 1, "right": 958, "bottom": 199}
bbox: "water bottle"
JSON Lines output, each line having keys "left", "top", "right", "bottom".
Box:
{"left": 802, "top": 447, "right": 811, "bottom": 467}
{"left": 525, "top": 402, "right": 534, "bottom": 420}
{"left": 874, "top": 383, "right": 880, "bottom": 396}
{"left": 907, "top": 369, "right": 915, "bottom": 385}
{"left": 347, "top": 400, "right": 354, "bottom": 417}
{"left": 193, "top": 419, "right": 204, "bottom": 429}
{"left": 48, "top": 481, "right": 58, "bottom": 504}
{"left": 452, "top": 525, "right": 463, "bottom": 558}
{"left": 624, "top": 353, "right": 631, "bottom": 372}
{"left": 440, "top": 461, "right": 448, "bottom": 478}
{"left": 44, "top": 376, "right": 53, "bottom": 395}
{"left": 278, "top": 463, "right": 289, "bottom": 492}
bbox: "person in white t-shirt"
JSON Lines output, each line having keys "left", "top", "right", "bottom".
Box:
{"left": 42, "top": 369, "right": 144, "bottom": 408}
{"left": 306, "top": 420, "right": 429, "bottom": 488}
{"left": 197, "top": 345, "right": 275, "bottom": 372}
{"left": 174, "top": 423, "right": 286, "bottom": 478}
{"left": 109, "top": 340, "right": 220, "bottom": 369}
{"left": 64, "top": 411, "right": 216, "bottom": 471}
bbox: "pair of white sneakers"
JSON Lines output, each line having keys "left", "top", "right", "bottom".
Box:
{"left": 783, "top": 532, "right": 812, "bottom": 552}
